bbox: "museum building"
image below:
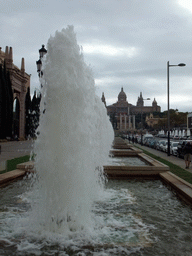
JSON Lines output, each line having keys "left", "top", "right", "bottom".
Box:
{"left": 102, "top": 87, "right": 161, "bottom": 131}
{"left": 0, "top": 46, "right": 31, "bottom": 139}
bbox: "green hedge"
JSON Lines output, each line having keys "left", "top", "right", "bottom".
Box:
{"left": 0, "top": 155, "right": 30, "bottom": 174}
{"left": 139, "top": 148, "right": 192, "bottom": 184}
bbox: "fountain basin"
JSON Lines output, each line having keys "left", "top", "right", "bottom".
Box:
{"left": 0, "top": 178, "right": 192, "bottom": 255}
{"left": 110, "top": 148, "right": 143, "bottom": 156}
{"left": 105, "top": 152, "right": 169, "bottom": 179}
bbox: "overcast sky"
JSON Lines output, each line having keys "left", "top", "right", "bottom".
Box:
{"left": 1, "top": 0, "right": 192, "bottom": 112}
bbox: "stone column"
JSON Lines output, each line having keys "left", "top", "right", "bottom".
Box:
{"left": 133, "top": 115, "right": 135, "bottom": 129}
{"left": 124, "top": 114, "right": 127, "bottom": 130}
{"left": 129, "top": 115, "right": 131, "bottom": 128}
{"left": 120, "top": 114, "right": 122, "bottom": 130}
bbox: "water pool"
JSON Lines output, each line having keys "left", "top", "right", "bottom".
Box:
{"left": 106, "top": 156, "right": 150, "bottom": 166}
{"left": 0, "top": 178, "right": 192, "bottom": 255}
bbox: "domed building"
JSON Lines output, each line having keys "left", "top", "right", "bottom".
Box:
{"left": 102, "top": 88, "right": 161, "bottom": 131}
{"left": 118, "top": 87, "right": 127, "bottom": 102}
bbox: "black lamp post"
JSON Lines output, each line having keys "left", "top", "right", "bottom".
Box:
{"left": 141, "top": 98, "right": 150, "bottom": 145}
{"left": 39, "top": 44, "right": 47, "bottom": 58}
{"left": 36, "top": 45, "right": 47, "bottom": 78}
{"left": 167, "top": 61, "right": 186, "bottom": 156}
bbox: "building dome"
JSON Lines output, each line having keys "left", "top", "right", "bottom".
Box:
{"left": 118, "top": 87, "right": 127, "bottom": 102}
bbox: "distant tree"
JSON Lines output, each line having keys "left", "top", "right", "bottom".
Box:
{"left": 135, "top": 113, "right": 147, "bottom": 129}
{"left": 25, "top": 87, "right": 32, "bottom": 138}
{"left": 153, "top": 109, "right": 187, "bottom": 131}
{"left": 30, "top": 91, "right": 41, "bottom": 137}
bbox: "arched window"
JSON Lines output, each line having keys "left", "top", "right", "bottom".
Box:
{"left": 13, "top": 98, "right": 20, "bottom": 138}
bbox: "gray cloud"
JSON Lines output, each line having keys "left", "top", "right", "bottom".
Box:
{"left": 0, "top": 0, "right": 191, "bottom": 112}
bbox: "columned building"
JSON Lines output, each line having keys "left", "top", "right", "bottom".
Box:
{"left": 0, "top": 46, "right": 31, "bottom": 139}
{"left": 102, "top": 87, "right": 161, "bottom": 131}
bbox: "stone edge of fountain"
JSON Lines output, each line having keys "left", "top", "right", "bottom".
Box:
{"left": 0, "top": 141, "right": 192, "bottom": 207}
{"left": 0, "top": 161, "right": 34, "bottom": 187}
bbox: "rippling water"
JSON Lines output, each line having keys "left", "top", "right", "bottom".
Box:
{"left": 106, "top": 156, "right": 150, "bottom": 166}
{"left": 0, "top": 178, "right": 192, "bottom": 255}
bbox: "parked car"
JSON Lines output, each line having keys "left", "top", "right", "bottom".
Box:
{"left": 153, "top": 140, "right": 160, "bottom": 150}
{"left": 156, "top": 140, "right": 165, "bottom": 151}
{"left": 143, "top": 137, "right": 154, "bottom": 146}
{"left": 173, "top": 135, "right": 180, "bottom": 140}
{"left": 143, "top": 134, "right": 153, "bottom": 140}
{"left": 159, "top": 140, "right": 166, "bottom": 152}
{"left": 148, "top": 139, "right": 157, "bottom": 148}
{"left": 170, "top": 141, "right": 179, "bottom": 156}
{"left": 161, "top": 140, "right": 168, "bottom": 152}
{"left": 177, "top": 140, "right": 192, "bottom": 158}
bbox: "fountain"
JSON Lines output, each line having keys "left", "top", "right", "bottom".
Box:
{"left": 0, "top": 26, "right": 192, "bottom": 255}
{"left": 30, "top": 25, "right": 114, "bottom": 234}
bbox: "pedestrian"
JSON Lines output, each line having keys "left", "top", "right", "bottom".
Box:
{"left": 132, "top": 136, "right": 135, "bottom": 144}
{"left": 183, "top": 142, "right": 192, "bottom": 169}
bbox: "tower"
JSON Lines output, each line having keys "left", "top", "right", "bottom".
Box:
{"left": 137, "top": 92, "right": 144, "bottom": 107}
{"left": 101, "top": 92, "right": 106, "bottom": 107}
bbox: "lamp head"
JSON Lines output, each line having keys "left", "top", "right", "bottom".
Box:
{"left": 178, "top": 63, "right": 186, "bottom": 67}
{"left": 36, "top": 59, "right": 42, "bottom": 72}
{"left": 39, "top": 45, "right": 47, "bottom": 58}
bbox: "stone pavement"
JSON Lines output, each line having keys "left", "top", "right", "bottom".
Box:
{"left": 0, "top": 140, "right": 34, "bottom": 170}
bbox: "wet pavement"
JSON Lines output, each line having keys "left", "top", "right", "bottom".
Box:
{"left": 0, "top": 140, "right": 34, "bottom": 162}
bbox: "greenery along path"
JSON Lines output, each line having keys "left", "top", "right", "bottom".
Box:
{"left": 139, "top": 147, "right": 192, "bottom": 185}
{"left": 1, "top": 146, "right": 192, "bottom": 184}
{"left": 0, "top": 155, "right": 30, "bottom": 174}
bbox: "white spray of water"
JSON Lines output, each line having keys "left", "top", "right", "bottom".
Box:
{"left": 32, "top": 26, "right": 114, "bottom": 234}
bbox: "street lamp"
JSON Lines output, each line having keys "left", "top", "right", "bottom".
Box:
{"left": 39, "top": 44, "right": 47, "bottom": 58}
{"left": 167, "top": 61, "right": 186, "bottom": 156}
{"left": 36, "top": 45, "right": 47, "bottom": 78}
{"left": 141, "top": 97, "right": 151, "bottom": 145}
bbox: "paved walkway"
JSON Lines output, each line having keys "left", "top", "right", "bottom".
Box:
{"left": 133, "top": 142, "right": 192, "bottom": 174}
{"left": 0, "top": 140, "right": 34, "bottom": 162}
{"left": 0, "top": 139, "right": 190, "bottom": 174}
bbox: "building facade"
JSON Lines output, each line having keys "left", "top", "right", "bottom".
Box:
{"left": 0, "top": 46, "right": 31, "bottom": 139}
{"left": 102, "top": 87, "right": 161, "bottom": 131}
{"left": 145, "top": 113, "right": 163, "bottom": 128}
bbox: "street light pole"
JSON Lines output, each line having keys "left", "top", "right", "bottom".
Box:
{"left": 141, "top": 97, "right": 150, "bottom": 145}
{"left": 167, "top": 61, "right": 186, "bottom": 156}
{"left": 36, "top": 45, "right": 47, "bottom": 114}
{"left": 36, "top": 45, "right": 47, "bottom": 78}
{"left": 167, "top": 61, "right": 170, "bottom": 156}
